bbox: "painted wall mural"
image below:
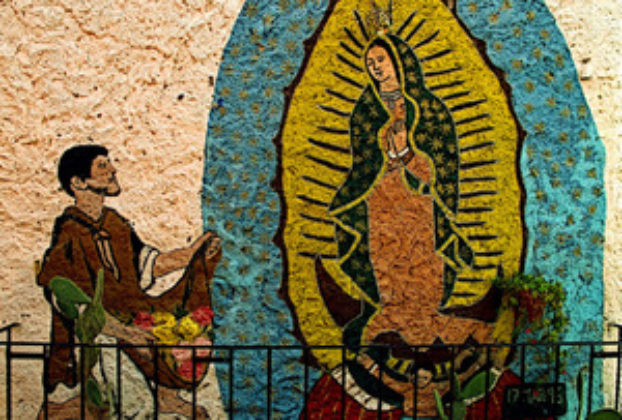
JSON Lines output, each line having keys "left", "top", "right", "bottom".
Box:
{"left": 277, "top": 0, "right": 525, "bottom": 416}
{"left": 204, "top": 0, "right": 606, "bottom": 418}
{"left": 37, "top": 145, "right": 225, "bottom": 418}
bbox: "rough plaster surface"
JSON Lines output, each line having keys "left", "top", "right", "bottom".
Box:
{"left": 0, "top": 0, "right": 618, "bottom": 418}
{"left": 0, "top": 0, "right": 245, "bottom": 417}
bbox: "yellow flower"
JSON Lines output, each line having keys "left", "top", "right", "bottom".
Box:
{"left": 175, "top": 316, "right": 202, "bottom": 341}
{"left": 152, "top": 312, "right": 176, "bottom": 328}
{"left": 152, "top": 325, "right": 179, "bottom": 345}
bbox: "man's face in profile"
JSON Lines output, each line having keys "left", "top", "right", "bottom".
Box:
{"left": 85, "top": 155, "right": 121, "bottom": 196}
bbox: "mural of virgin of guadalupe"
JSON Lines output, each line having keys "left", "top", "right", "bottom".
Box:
{"left": 332, "top": 33, "right": 494, "bottom": 346}
{"left": 275, "top": 1, "right": 525, "bottom": 417}
{"left": 324, "top": 31, "right": 497, "bottom": 411}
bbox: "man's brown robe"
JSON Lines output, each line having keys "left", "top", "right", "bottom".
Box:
{"left": 38, "top": 206, "right": 217, "bottom": 391}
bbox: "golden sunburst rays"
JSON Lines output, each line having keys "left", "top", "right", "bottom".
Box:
{"left": 305, "top": 1, "right": 508, "bottom": 289}
{"left": 353, "top": 9, "right": 370, "bottom": 41}
{"left": 395, "top": 9, "right": 417, "bottom": 37}
{"left": 281, "top": 0, "right": 523, "bottom": 360}
{"left": 291, "top": 14, "right": 372, "bottom": 241}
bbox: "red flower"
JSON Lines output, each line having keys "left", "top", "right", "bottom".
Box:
{"left": 191, "top": 306, "right": 214, "bottom": 327}
{"left": 525, "top": 328, "right": 531, "bottom": 334}
{"left": 192, "top": 337, "right": 213, "bottom": 358}
{"left": 172, "top": 338, "right": 212, "bottom": 361}
{"left": 171, "top": 343, "right": 192, "bottom": 362}
{"left": 134, "top": 312, "right": 154, "bottom": 330}
{"left": 177, "top": 360, "right": 207, "bottom": 381}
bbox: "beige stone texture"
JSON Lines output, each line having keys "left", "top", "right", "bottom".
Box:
{"left": 0, "top": 0, "right": 244, "bottom": 417}
{"left": 0, "top": 0, "right": 618, "bottom": 417}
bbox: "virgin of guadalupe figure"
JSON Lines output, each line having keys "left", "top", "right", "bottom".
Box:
{"left": 325, "top": 32, "right": 497, "bottom": 409}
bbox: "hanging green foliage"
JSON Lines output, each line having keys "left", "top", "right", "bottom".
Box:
{"left": 492, "top": 273, "right": 569, "bottom": 342}
{"left": 492, "top": 272, "right": 570, "bottom": 373}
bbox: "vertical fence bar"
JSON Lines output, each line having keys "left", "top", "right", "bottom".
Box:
{"left": 520, "top": 343, "right": 526, "bottom": 382}
{"left": 412, "top": 346, "right": 418, "bottom": 420}
{"left": 43, "top": 344, "right": 49, "bottom": 420}
{"left": 377, "top": 358, "right": 383, "bottom": 420}
{"left": 80, "top": 343, "right": 85, "bottom": 420}
{"left": 341, "top": 346, "right": 346, "bottom": 420}
{"left": 449, "top": 346, "right": 454, "bottom": 420}
{"left": 229, "top": 348, "right": 234, "bottom": 420}
{"left": 192, "top": 347, "right": 197, "bottom": 420}
{"left": 483, "top": 345, "right": 490, "bottom": 420}
{"left": 154, "top": 344, "right": 159, "bottom": 420}
{"left": 553, "top": 343, "right": 561, "bottom": 401}
{"left": 5, "top": 328, "right": 11, "bottom": 420}
{"left": 303, "top": 347, "right": 309, "bottom": 420}
{"left": 267, "top": 348, "right": 272, "bottom": 420}
{"left": 588, "top": 344, "right": 594, "bottom": 414}
{"left": 554, "top": 343, "right": 560, "bottom": 419}
{"left": 616, "top": 326, "right": 622, "bottom": 410}
{"left": 554, "top": 343, "right": 561, "bottom": 384}
{"left": 116, "top": 345, "right": 122, "bottom": 419}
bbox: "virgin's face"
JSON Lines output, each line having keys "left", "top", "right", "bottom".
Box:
{"left": 366, "top": 45, "right": 397, "bottom": 84}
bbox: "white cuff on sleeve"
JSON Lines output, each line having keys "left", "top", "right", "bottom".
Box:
{"left": 138, "top": 246, "right": 159, "bottom": 291}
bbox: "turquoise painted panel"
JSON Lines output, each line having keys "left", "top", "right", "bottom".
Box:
{"left": 203, "top": 1, "right": 328, "bottom": 418}
{"left": 204, "top": 0, "right": 606, "bottom": 418}
{"left": 457, "top": 1, "right": 605, "bottom": 415}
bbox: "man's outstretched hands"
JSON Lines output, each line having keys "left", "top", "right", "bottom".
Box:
{"left": 194, "top": 231, "right": 222, "bottom": 262}
{"left": 153, "top": 231, "right": 222, "bottom": 279}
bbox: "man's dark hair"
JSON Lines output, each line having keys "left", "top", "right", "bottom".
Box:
{"left": 58, "top": 144, "right": 109, "bottom": 197}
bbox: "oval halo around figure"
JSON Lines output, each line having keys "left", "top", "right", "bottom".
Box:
{"left": 275, "top": 0, "right": 525, "bottom": 416}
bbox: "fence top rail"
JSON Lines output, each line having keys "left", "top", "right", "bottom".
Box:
{"left": 0, "top": 323, "right": 20, "bottom": 334}
{"left": 0, "top": 340, "right": 619, "bottom": 349}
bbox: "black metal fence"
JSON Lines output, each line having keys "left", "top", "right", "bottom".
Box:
{"left": 2, "top": 322, "right": 621, "bottom": 419}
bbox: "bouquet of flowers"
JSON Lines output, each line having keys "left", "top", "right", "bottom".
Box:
{"left": 133, "top": 305, "right": 214, "bottom": 382}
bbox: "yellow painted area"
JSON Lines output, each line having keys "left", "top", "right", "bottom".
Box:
{"left": 281, "top": 0, "right": 523, "bottom": 369}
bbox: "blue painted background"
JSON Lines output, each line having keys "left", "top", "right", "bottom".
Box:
{"left": 457, "top": 1, "right": 606, "bottom": 415}
{"left": 203, "top": 0, "right": 606, "bottom": 418}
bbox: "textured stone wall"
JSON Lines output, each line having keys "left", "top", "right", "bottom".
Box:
{"left": 0, "top": 0, "right": 245, "bottom": 416}
{"left": 0, "top": 0, "right": 618, "bottom": 418}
